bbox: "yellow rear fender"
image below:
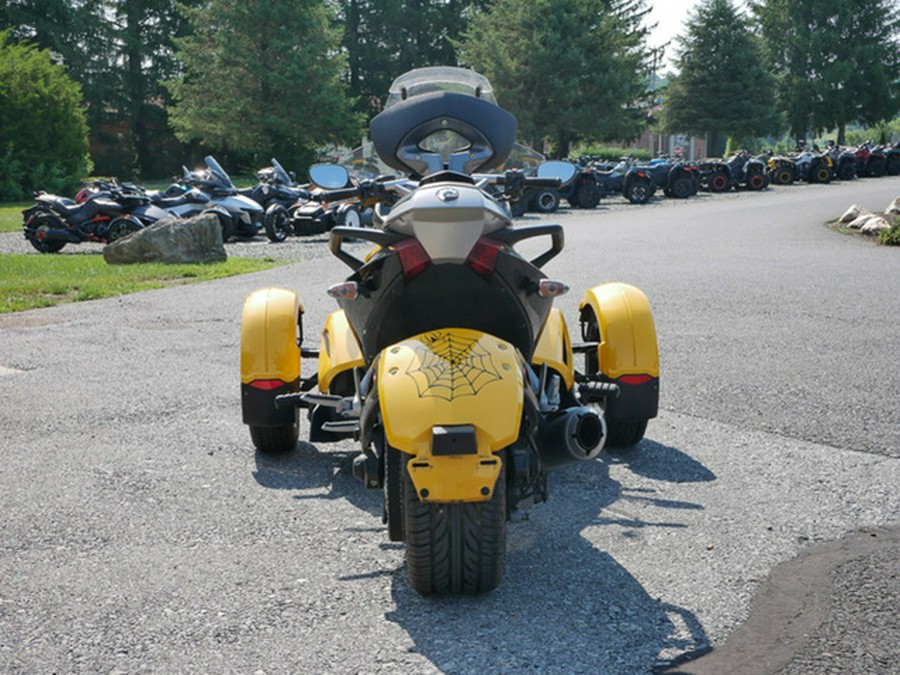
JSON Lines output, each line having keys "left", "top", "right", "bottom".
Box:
{"left": 579, "top": 283, "right": 659, "bottom": 421}
{"left": 240, "top": 287, "right": 303, "bottom": 426}
{"left": 318, "top": 309, "right": 365, "bottom": 395}
{"left": 377, "top": 328, "right": 523, "bottom": 503}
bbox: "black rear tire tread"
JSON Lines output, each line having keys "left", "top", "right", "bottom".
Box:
{"left": 605, "top": 419, "right": 648, "bottom": 449}
{"left": 403, "top": 454, "right": 506, "bottom": 595}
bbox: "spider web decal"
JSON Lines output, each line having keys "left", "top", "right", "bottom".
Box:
{"left": 406, "top": 332, "right": 502, "bottom": 401}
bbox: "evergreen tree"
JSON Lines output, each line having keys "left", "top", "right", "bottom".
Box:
{"left": 458, "top": 0, "right": 656, "bottom": 157}
{"left": 663, "top": 0, "right": 781, "bottom": 154}
{"left": 338, "top": 0, "right": 490, "bottom": 119}
{"left": 168, "top": 0, "right": 362, "bottom": 170}
{"left": 0, "top": 30, "right": 91, "bottom": 200}
{"left": 752, "top": 0, "right": 900, "bottom": 143}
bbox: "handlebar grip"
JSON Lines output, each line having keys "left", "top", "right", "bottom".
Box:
{"left": 524, "top": 177, "right": 562, "bottom": 188}
{"left": 315, "top": 187, "right": 361, "bottom": 202}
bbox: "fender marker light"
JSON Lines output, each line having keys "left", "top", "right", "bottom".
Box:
{"left": 538, "top": 279, "right": 570, "bottom": 298}
{"left": 327, "top": 281, "right": 359, "bottom": 300}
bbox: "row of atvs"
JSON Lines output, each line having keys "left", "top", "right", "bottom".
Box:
{"left": 22, "top": 140, "right": 900, "bottom": 252}
{"left": 516, "top": 140, "right": 900, "bottom": 215}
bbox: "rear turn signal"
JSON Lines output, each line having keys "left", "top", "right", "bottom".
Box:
{"left": 538, "top": 279, "right": 570, "bottom": 298}
{"left": 327, "top": 281, "right": 359, "bottom": 300}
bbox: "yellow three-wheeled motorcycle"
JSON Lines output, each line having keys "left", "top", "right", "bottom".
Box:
{"left": 240, "top": 67, "right": 659, "bottom": 595}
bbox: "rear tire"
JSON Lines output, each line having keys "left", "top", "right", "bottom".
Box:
{"left": 574, "top": 182, "right": 601, "bottom": 209}
{"left": 605, "top": 419, "right": 648, "bottom": 449}
{"left": 771, "top": 167, "right": 794, "bottom": 185}
{"left": 106, "top": 216, "right": 143, "bottom": 242}
{"left": 530, "top": 188, "right": 561, "bottom": 213}
{"left": 745, "top": 169, "right": 766, "bottom": 191}
{"left": 668, "top": 175, "right": 693, "bottom": 199}
{"left": 25, "top": 213, "right": 67, "bottom": 253}
{"left": 624, "top": 177, "right": 653, "bottom": 204}
{"left": 403, "top": 451, "right": 506, "bottom": 595}
{"left": 838, "top": 161, "right": 857, "bottom": 181}
{"left": 249, "top": 422, "right": 298, "bottom": 456}
{"left": 707, "top": 170, "right": 729, "bottom": 192}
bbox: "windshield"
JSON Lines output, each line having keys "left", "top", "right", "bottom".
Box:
{"left": 384, "top": 67, "right": 497, "bottom": 109}
{"left": 204, "top": 156, "right": 234, "bottom": 188}
{"left": 271, "top": 158, "right": 293, "bottom": 185}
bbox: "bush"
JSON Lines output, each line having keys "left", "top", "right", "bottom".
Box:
{"left": 879, "top": 220, "right": 900, "bottom": 246}
{"left": 572, "top": 144, "right": 653, "bottom": 162}
{"left": 0, "top": 30, "right": 92, "bottom": 200}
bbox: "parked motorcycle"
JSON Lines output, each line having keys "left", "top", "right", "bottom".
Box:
{"left": 585, "top": 157, "right": 656, "bottom": 204}
{"left": 239, "top": 67, "right": 659, "bottom": 595}
{"left": 240, "top": 158, "right": 312, "bottom": 242}
{"left": 161, "top": 157, "right": 264, "bottom": 241}
{"left": 22, "top": 183, "right": 170, "bottom": 253}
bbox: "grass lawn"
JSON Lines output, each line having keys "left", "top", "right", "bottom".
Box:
{"left": 0, "top": 202, "right": 28, "bottom": 233}
{"left": 0, "top": 254, "right": 285, "bottom": 313}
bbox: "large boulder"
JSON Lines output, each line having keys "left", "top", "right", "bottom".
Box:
{"left": 885, "top": 197, "right": 900, "bottom": 217}
{"left": 847, "top": 213, "right": 876, "bottom": 230}
{"left": 861, "top": 216, "right": 891, "bottom": 236}
{"left": 103, "top": 214, "right": 227, "bottom": 264}
{"left": 839, "top": 204, "right": 871, "bottom": 223}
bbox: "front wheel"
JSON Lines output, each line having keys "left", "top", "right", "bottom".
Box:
{"left": 745, "top": 169, "right": 767, "bottom": 191}
{"left": 668, "top": 175, "right": 694, "bottom": 199}
{"left": 107, "top": 216, "right": 143, "bottom": 242}
{"left": 707, "top": 170, "right": 730, "bottom": 192}
{"left": 264, "top": 204, "right": 292, "bottom": 242}
{"left": 403, "top": 451, "right": 506, "bottom": 595}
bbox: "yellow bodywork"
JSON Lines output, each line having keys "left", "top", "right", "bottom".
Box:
{"left": 378, "top": 328, "right": 523, "bottom": 503}
{"left": 531, "top": 308, "right": 575, "bottom": 391}
{"left": 318, "top": 310, "right": 365, "bottom": 393}
{"left": 579, "top": 283, "right": 659, "bottom": 379}
{"left": 240, "top": 287, "right": 302, "bottom": 385}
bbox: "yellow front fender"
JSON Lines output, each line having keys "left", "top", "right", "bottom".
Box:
{"left": 378, "top": 328, "right": 523, "bottom": 503}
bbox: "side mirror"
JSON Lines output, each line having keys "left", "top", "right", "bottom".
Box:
{"left": 309, "top": 164, "right": 351, "bottom": 189}
{"left": 537, "top": 160, "right": 578, "bottom": 185}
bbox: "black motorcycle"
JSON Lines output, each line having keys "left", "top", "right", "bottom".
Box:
{"left": 22, "top": 185, "right": 171, "bottom": 253}
{"left": 240, "top": 158, "right": 311, "bottom": 242}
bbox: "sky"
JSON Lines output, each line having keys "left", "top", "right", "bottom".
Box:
{"left": 646, "top": 0, "right": 750, "bottom": 68}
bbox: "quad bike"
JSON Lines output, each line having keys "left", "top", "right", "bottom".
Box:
{"left": 641, "top": 157, "right": 701, "bottom": 198}
{"left": 760, "top": 152, "right": 797, "bottom": 185}
{"left": 239, "top": 67, "right": 660, "bottom": 596}
{"left": 698, "top": 151, "right": 769, "bottom": 192}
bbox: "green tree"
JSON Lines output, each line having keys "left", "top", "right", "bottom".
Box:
{"left": 458, "top": 0, "right": 656, "bottom": 157}
{"left": 1, "top": 0, "right": 195, "bottom": 177}
{"left": 0, "top": 30, "right": 91, "bottom": 200}
{"left": 752, "top": 0, "right": 900, "bottom": 144}
{"left": 168, "top": 0, "right": 362, "bottom": 170}
{"left": 662, "top": 0, "right": 781, "bottom": 154}
{"left": 339, "top": 0, "right": 490, "bottom": 118}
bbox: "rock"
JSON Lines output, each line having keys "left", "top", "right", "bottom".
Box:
{"left": 103, "top": 214, "right": 227, "bottom": 264}
{"left": 885, "top": 197, "right": 900, "bottom": 217}
{"left": 847, "top": 213, "right": 876, "bottom": 230}
{"left": 861, "top": 216, "right": 891, "bottom": 235}
{"left": 839, "top": 204, "right": 870, "bottom": 223}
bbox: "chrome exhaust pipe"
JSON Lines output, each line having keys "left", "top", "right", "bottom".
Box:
{"left": 537, "top": 406, "right": 606, "bottom": 469}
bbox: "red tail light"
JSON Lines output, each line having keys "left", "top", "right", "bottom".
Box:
{"left": 249, "top": 379, "right": 287, "bottom": 390}
{"left": 394, "top": 238, "right": 431, "bottom": 279}
{"left": 466, "top": 237, "right": 504, "bottom": 277}
{"left": 619, "top": 374, "right": 653, "bottom": 386}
